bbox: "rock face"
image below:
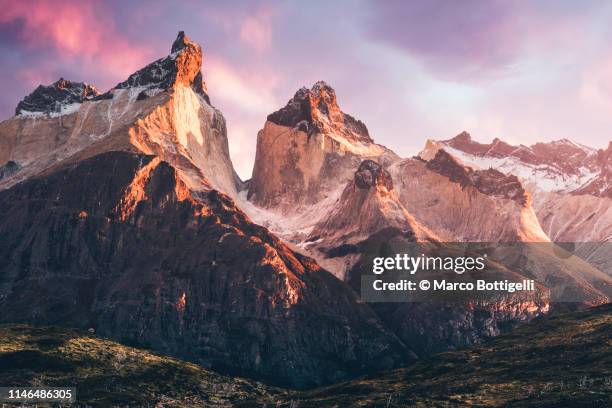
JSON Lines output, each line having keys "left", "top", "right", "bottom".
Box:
{"left": 0, "top": 161, "right": 19, "bottom": 181}
{"left": 15, "top": 78, "right": 99, "bottom": 116}
{"left": 389, "top": 157, "right": 549, "bottom": 242}
{"left": 426, "top": 150, "right": 528, "bottom": 206}
{"left": 0, "top": 151, "right": 411, "bottom": 389}
{"left": 0, "top": 31, "right": 240, "bottom": 198}
{"left": 247, "top": 82, "right": 398, "bottom": 209}
{"left": 307, "top": 160, "right": 438, "bottom": 279}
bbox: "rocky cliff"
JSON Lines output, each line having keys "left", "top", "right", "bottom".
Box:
{"left": 388, "top": 157, "right": 549, "bottom": 242}
{"left": 0, "top": 150, "right": 411, "bottom": 388}
{"left": 247, "top": 82, "right": 398, "bottom": 209}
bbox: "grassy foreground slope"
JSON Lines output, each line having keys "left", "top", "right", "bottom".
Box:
{"left": 295, "top": 304, "right": 612, "bottom": 407}
{"left": 0, "top": 325, "right": 284, "bottom": 407}
{"left": 0, "top": 304, "right": 610, "bottom": 407}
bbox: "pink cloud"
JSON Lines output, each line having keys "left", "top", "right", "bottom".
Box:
{"left": 239, "top": 10, "right": 274, "bottom": 53}
{"left": 0, "top": 0, "right": 153, "bottom": 87}
{"left": 206, "top": 55, "right": 278, "bottom": 113}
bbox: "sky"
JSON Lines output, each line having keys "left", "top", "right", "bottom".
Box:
{"left": 1, "top": 0, "right": 612, "bottom": 179}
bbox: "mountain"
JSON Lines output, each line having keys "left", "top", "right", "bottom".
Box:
{"left": 307, "top": 158, "right": 608, "bottom": 356}
{"left": 420, "top": 132, "right": 612, "bottom": 275}
{"left": 247, "top": 81, "right": 399, "bottom": 209}
{"left": 421, "top": 131, "right": 610, "bottom": 198}
{"left": 306, "top": 159, "right": 439, "bottom": 279}
{"left": 15, "top": 78, "right": 100, "bottom": 116}
{"left": 0, "top": 29, "right": 610, "bottom": 400}
{"left": 244, "top": 90, "right": 609, "bottom": 359}
{"left": 0, "top": 149, "right": 411, "bottom": 389}
{"left": 0, "top": 33, "right": 415, "bottom": 389}
{"left": 0, "top": 31, "right": 240, "bottom": 198}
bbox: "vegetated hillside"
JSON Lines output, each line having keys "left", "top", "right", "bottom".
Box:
{"left": 0, "top": 325, "right": 284, "bottom": 407}
{"left": 293, "top": 304, "right": 611, "bottom": 407}
{"left": 1, "top": 305, "right": 609, "bottom": 407}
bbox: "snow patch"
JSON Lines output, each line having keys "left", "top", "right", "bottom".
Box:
{"left": 443, "top": 145, "right": 599, "bottom": 193}
{"left": 18, "top": 102, "right": 82, "bottom": 118}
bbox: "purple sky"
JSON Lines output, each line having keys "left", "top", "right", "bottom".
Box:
{"left": 1, "top": 0, "right": 612, "bottom": 178}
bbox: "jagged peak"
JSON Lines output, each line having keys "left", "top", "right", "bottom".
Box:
{"left": 15, "top": 78, "right": 99, "bottom": 116}
{"left": 107, "top": 31, "right": 209, "bottom": 103}
{"left": 354, "top": 160, "right": 393, "bottom": 190}
{"left": 171, "top": 30, "right": 191, "bottom": 53}
{"left": 267, "top": 81, "right": 371, "bottom": 143}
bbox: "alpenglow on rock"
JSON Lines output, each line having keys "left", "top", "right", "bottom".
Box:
{"left": 247, "top": 81, "right": 399, "bottom": 208}
{"left": 108, "top": 31, "right": 210, "bottom": 103}
{"left": 0, "top": 31, "right": 241, "bottom": 198}
{"left": 267, "top": 81, "right": 371, "bottom": 142}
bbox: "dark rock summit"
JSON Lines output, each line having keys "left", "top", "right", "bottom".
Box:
{"left": 354, "top": 160, "right": 393, "bottom": 190}
{"left": 0, "top": 151, "right": 410, "bottom": 389}
{"left": 267, "top": 81, "right": 371, "bottom": 142}
{"left": 171, "top": 30, "right": 190, "bottom": 53}
{"left": 111, "top": 31, "right": 209, "bottom": 103}
{"left": 427, "top": 149, "right": 528, "bottom": 205}
{"left": 15, "top": 78, "right": 99, "bottom": 115}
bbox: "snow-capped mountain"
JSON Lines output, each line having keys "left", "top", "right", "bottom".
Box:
{"left": 420, "top": 131, "right": 610, "bottom": 198}
{"left": 419, "top": 132, "right": 612, "bottom": 276}
{"left": 0, "top": 31, "right": 240, "bottom": 197}
{"left": 15, "top": 78, "right": 100, "bottom": 117}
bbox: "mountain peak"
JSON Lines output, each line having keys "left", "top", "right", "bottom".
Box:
{"left": 171, "top": 30, "right": 190, "bottom": 53}
{"left": 111, "top": 31, "right": 209, "bottom": 103}
{"left": 267, "top": 81, "right": 371, "bottom": 142}
{"left": 453, "top": 131, "right": 472, "bottom": 143}
{"left": 15, "top": 78, "right": 99, "bottom": 115}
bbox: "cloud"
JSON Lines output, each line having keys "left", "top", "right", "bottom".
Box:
{"left": 239, "top": 11, "right": 274, "bottom": 53}
{"left": 364, "top": 0, "right": 599, "bottom": 80}
{"left": 204, "top": 56, "right": 281, "bottom": 178}
{"left": 206, "top": 57, "right": 278, "bottom": 114}
{"left": 0, "top": 0, "right": 153, "bottom": 86}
